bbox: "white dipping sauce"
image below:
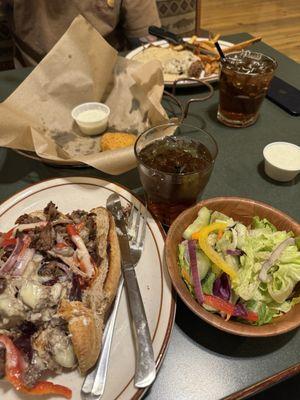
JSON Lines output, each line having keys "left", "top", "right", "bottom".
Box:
{"left": 71, "top": 102, "right": 110, "bottom": 136}
{"left": 264, "top": 142, "right": 300, "bottom": 170}
{"left": 77, "top": 109, "right": 107, "bottom": 123}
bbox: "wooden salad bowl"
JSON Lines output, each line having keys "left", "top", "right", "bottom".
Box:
{"left": 165, "top": 197, "right": 300, "bottom": 337}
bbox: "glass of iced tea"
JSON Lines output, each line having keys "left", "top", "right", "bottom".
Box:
{"left": 134, "top": 122, "right": 218, "bottom": 227}
{"left": 218, "top": 50, "right": 277, "bottom": 127}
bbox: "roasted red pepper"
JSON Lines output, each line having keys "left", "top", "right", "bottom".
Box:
{"left": 1, "top": 228, "right": 17, "bottom": 248}
{"left": 2, "top": 238, "right": 17, "bottom": 248}
{"left": 19, "top": 381, "right": 72, "bottom": 398}
{"left": 0, "top": 335, "right": 72, "bottom": 399}
{"left": 66, "top": 224, "right": 78, "bottom": 237}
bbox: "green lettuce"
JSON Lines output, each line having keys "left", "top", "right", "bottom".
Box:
{"left": 233, "top": 217, "right": 299, "bottom": 306}
{"left": 267, "top": 244, "right": 300, "bottom": 303}
{"left": 246, "top": 300, "right": 276, "bottom": 325}
{"left": 178, "top": 243, "right": 193, "bottom": 294}
{"left": 252, "top": 216, "right": 277, "bottom": 232}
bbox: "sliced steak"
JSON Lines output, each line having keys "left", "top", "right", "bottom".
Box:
{"left": 30, "top": 224, "right": 54, "bottom": 252}
{"left": 15, "top": 214, "right": 42, "bottom": 225}
{"left": 68, "top": 209, "right": 88, "bottom": 224}
{"left": 14, "top": 335, "right": 33, "bottom": 363}
{"left": 44, "top": 202, "right": 59, "bottom": 222}
{"left": 69, "top": 274, "right": 82, "bottom": 301}
{"left": 0, "top": 347, "right": 5, "bottom": 378}
{"left": 22, "top": 364, "right": 43, "bottom": 388}
{"left": 38, "top": 261, "right": 69, "bottom": 281}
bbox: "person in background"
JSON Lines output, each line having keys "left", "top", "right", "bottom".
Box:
{"left": 0, "top": 0, "right": 161, "bottom": 67}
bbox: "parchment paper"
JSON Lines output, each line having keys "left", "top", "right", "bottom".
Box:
{"left": 0, "top": 15, "right": 168, "bottom": 175}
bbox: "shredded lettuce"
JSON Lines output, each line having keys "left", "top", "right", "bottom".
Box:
{"left": 233, "top": 220, "right": 297, "bottom": 304}
{"left": 252, "top": 216, "right": 277, "bottom": 232}
{"left": 267, "top": 244, "right": 300, "bottom": 303}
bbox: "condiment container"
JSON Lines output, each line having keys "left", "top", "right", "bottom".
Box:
{"left": 71, "top": 102, "right": 110, "bottom": 136}
{"left": 263, "top": 142, "right": 300, "bottom": 182}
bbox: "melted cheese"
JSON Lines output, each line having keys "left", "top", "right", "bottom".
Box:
{"left": 53, "top": 340, "right": 76, "bottom": 368}
{"left": 19, "top": 281, "right": 45, "bottom": 309}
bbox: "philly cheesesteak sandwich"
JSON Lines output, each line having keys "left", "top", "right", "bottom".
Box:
{"left": 0, "top": 202, "right": 121, "bottom": 398}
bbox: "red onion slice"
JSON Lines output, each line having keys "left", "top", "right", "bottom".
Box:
{"left": 11, "top": 248, "right": 35, "bottom": 276}
{"left": 188, "top": 240, "right": 204, "bottom": 304}
{"left": 0, "top": 238, "right": 23, "bottom": 275}
{"left": 259, "top": 237, "right": 295, "bottom": 282}
{"left": 226, "top": 249, "right": 243, "bottom": 256}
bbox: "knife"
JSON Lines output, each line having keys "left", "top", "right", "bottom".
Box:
{"left": 148, "top": 25, "right": 217, "bottom": 56}
{"left": 106, "top": 194, "right": 156, "bottom": 388}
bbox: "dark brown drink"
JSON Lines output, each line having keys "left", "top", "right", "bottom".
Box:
{"left": 136, "top": 136, "right": 215, "bottom": 226}
{"left": 218, "top": 51, "right": 277, "bottom": 127}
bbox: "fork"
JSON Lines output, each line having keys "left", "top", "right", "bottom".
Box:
{"left": 82, "top": 203, "right": 149, "bottom": 398}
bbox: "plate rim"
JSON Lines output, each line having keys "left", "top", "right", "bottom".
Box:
{"left": 0, "top": 176, "right": 176, "bottom": 400}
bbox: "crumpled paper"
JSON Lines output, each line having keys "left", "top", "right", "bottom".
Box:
{"left": 0, "top": 15, "right": 168, "bottom": 174}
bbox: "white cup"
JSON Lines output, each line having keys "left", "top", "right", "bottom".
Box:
{"left": 263, "top": 142, "right": 300, "bottom": 182}
{"left": 71, "top": 102, "right": 110, "bottom": 136}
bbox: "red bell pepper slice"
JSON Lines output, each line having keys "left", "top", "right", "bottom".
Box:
{"left": 2, "top": 238, "right": 17, "bottom": 248}
{"left": 203, "top": 294, "right": 235, "bottom": 315}
{"left": 66, "top": 224, "right": 78, "bottom": 237}
{"left": 1, "top": 228, "right": 17, "bottom": 248}
{"left": 203, "top": 295, "right": 259, "bottom": 322}
{"left": 244, "top": 310, "right": 259, "bottom": 322}
{"left": 0, "top": 335, "right": 72, "bottom": 398}
{"left": 19, "top": 381, "right": 72, "bottom": 398}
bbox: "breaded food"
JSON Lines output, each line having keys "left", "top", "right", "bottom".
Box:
{"left": 100, "top": 131, "right": 137, "bottom": 151}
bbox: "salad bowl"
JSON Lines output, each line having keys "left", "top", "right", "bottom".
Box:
{"left": 165, "top": 197, "right": 300, "bottom": 337}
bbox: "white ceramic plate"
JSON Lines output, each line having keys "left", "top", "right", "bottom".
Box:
{"left": 0, "top": 176, "right": 176, "bottom": 400}
{"left": 126, "top": 38, "right": 233, "bottom": 86}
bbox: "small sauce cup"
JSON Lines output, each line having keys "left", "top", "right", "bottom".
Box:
{"left": 263, "top": 141, "right": 300, "bottom": 182}
{"left": 71, "top": 102, "right": 110, "bottom": 136}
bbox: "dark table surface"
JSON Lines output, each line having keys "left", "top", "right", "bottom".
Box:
{"left": 0, "top": 33, "right": 299, "bottom": 400}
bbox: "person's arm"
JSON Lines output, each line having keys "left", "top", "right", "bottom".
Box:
{"left": 121, "top": 0, "right": 161, "bottom": 46}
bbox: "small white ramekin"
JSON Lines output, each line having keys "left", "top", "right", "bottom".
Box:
{"left": 71, "top": 102, "right": 110, "bottom": 136}
{"left": 263, "top": 142, "right": 300, "bottom": 182}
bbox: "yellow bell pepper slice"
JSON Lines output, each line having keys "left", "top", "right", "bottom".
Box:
{"left": 192, "top": 222, "right": 237, "bottom": 279}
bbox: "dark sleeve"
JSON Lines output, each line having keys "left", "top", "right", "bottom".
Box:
{"left": 121, "top": 0, "right": 161, "bottom": 39}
